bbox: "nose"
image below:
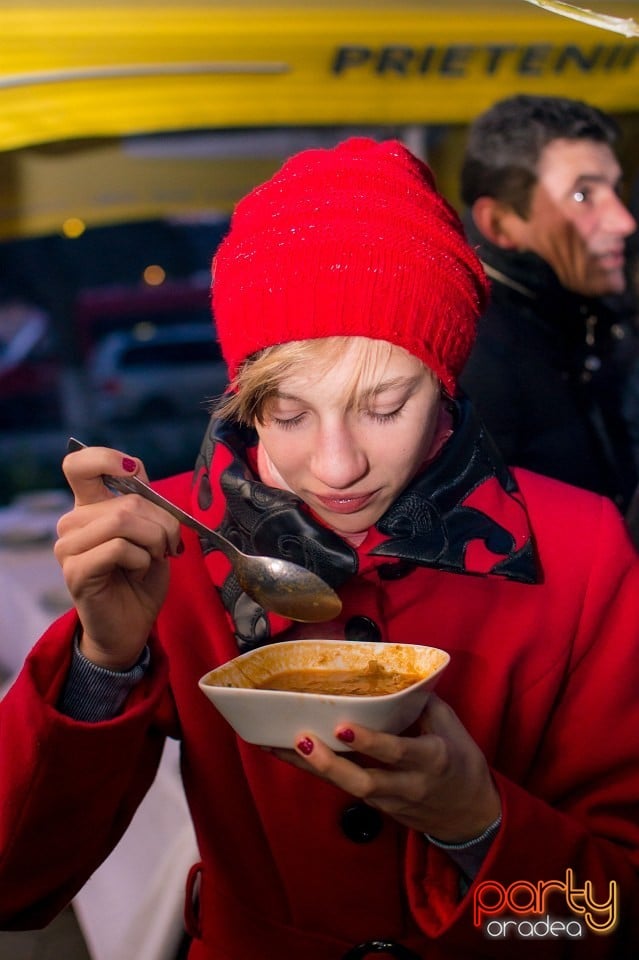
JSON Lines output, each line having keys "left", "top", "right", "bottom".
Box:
{"left": 606, "top": 193, "right": 637, "bottom": 238}
{"left": 310, "top": 422, "right": 369, "bottom": 489}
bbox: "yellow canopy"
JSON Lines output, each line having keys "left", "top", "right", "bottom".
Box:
{"left": 1, "top": 0, "right": 639, "bottom": 150}
{"left": 2, "top": 0, "right": 639, "bottom": 240}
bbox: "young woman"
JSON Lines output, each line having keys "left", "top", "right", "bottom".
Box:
{"left": 1, "top": 138, "right": 638, "bottom": 959}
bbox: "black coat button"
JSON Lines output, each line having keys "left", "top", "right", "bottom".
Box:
{"left": 344, "top": 616, "right": 382, "bottom": 643}
{"left": 377, "top": 560, "right": 416, "bottom": 581}
{"left": 342, "top": 941, "right": 422, "bottom": 959}
{"left": 340, "top": 802, "right": 384, "bottom": 843}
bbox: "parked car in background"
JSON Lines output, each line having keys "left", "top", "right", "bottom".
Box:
{"left": 0, "top": 302, "right": 61, "bottom": 429}
{"left": 88, "top": 322, "right": 228, "bottom": 423}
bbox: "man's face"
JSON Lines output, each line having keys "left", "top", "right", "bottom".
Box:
{"left": 511, "top": 138, "right": 636, "bottom": 296}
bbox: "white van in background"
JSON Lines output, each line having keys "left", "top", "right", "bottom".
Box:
{"left": 88, "top": 322, "right": 228, "bottom": 423}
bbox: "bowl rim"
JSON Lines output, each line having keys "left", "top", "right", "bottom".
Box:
{"left": 198, "top": 639, "right": 450, "bottom": 702}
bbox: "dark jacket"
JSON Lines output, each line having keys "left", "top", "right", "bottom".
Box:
{"left": 460, "top": 215, "right": 638, "bottom": 510}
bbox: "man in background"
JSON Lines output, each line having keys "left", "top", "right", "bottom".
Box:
{"left": 459, "top": 94, "right": 638, "bottom": 514}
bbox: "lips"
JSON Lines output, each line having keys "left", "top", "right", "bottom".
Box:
{"left": 599, "top": 249, "right": 625, "bottom": 268}
{"left": 314, "top": 492, "right": 376, "bottom": 515}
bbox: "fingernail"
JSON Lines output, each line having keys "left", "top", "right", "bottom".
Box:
{"left": 296, "top": 737, "right": 314, "bottom": 756}
{"left": 336, "top": 728, "right": 355, "bottom": 743}
{"left": 122, "top": 457, "right": 137, "bottom": 473}
{"left": 176, "top": 539, "right": 185, "bottom": 555}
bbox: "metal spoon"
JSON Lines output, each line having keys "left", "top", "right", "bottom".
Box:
{"left": 67, "top": 438, "right": 342, "bottom": 623}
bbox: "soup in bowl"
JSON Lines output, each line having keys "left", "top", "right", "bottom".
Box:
{"left": 198, "top": 639, "right": 450, "bottom": 750}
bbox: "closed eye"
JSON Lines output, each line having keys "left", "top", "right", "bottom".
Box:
{"left": 364, "top": 404, "right": 405, "bottom": 424}
{"left": 271, "top": 413, "right": 307, "bottom": 430}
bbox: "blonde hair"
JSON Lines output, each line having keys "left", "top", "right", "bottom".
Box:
{"left": 215, "top": 336, "right": 438, "bottom": 425}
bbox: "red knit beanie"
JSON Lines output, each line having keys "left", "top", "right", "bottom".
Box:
{"left": 212, "top": 137, "right": 489, "bottom": 395}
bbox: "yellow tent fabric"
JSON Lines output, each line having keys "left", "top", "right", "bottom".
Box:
{"left": 1, "top": 0, "right": 638, "bottom": 151}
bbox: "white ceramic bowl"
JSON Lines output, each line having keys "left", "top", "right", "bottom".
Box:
{"left": 198, "top": 639, "right": 450, "bottom": 750}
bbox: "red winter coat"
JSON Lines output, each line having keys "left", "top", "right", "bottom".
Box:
{"left": 1, "top": 413, "right": 639, "bottom": 959}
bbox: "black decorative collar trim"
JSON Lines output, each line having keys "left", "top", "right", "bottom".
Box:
{"left": 372, "top": 398, "right": 538, "bottom": 584}
{"left": 193, "top": 396, "right": 538, "bottom": 587}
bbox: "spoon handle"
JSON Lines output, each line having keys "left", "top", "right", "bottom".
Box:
{"left": 67, "top": 438, "right": 222, "bottom": 544}
{"left": 66, "top": 438, "right": 343, "bottom": 623}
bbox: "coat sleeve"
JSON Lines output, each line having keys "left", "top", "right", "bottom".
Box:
{"left": 0, "top": 611, "right": 171, "bottom": 930}
{"left": 404, "top": 497, "right": 639, "bottom": 957}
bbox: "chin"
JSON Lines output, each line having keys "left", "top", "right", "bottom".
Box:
{"left": 578, "top": 277, "right": 625, "bottom": 298}
{"left": 328, "top": 514, "right": 379, "bottom": 543}
{"left": 597, "top": 269, "right": 627, "bottom": 297}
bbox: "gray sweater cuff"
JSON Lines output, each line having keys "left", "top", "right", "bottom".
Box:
{"left": 425, "top": 814, "right": 502, "bottom": 881}
{"left": 58, "top": 634, "right": 151, "bottom": 722}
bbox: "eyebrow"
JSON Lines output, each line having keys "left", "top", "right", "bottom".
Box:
{"left": 274, "top": 375, "right": 423, "bottom": 405}
{"left": 572, "top": 172, "right": 623, "bottom": 191}
{"left": 358, "top": 375, "right": 423, "bottom": 401}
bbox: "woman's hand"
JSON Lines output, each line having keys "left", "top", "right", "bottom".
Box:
{"left": 272, "top": 694, "right": 501, "bottom": 842}
{"left": 54, "top": 445, "right": 183, "bottom": 670}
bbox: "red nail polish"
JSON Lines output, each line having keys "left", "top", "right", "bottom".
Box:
{"left": 297, "top": 737, "right": 314, "bottom": 756}
{"left": 337, "top": 728, "right": 355, "bottom": 743}
{"left": 122, "top": 457, "right": 137, "bottom": 473}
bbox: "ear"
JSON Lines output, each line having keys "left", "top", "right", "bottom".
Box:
{"left": 470, "top": 197, "right": 524, "bottom": 250}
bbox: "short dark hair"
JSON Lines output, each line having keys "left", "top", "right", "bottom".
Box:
{"left": 460, "top": 94, "right": 620, "bottom": 217}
